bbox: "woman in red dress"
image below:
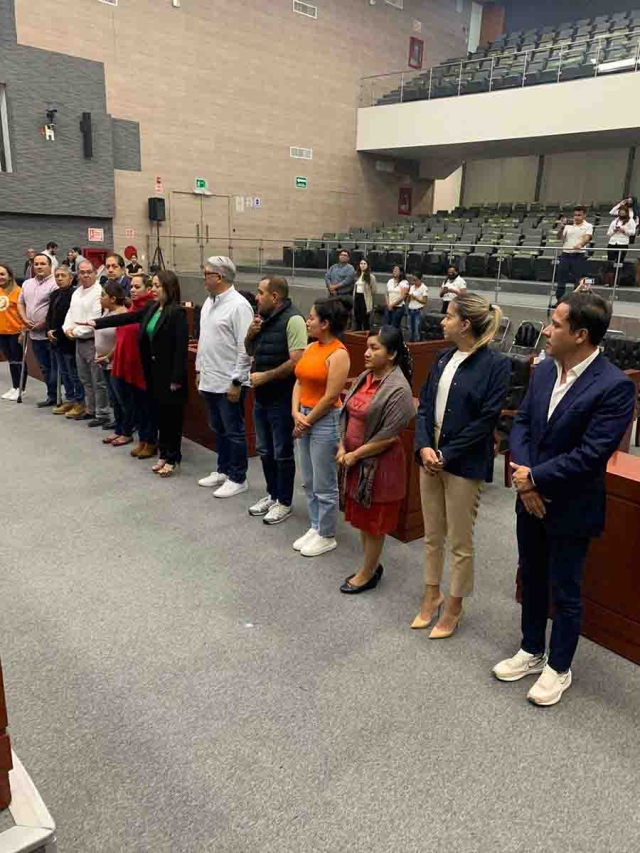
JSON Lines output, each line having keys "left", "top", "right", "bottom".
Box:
{"left": 337, "top": 326, "right": 415, "bottom": 593}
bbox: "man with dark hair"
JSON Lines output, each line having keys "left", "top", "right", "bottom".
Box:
{"left": 325, "top": 250, "right": 356, "bottom": 297}
{"left": 493, "top": 292, "right": 635, "bottom": 706}
{"left": 43, "top": 241, "right": 59, "bottom": 272}
{"left": 68, "top": 247, "right": 86, "bottom": 272}
{"left": 104, "top": 253, "right": 131, "bottom": 297}
{"left": 554, "top": 206, "right": 593, "bottom": 304}
{"left": 23, "top": 248, "right": 36, "bottom": 280}
{"left": 244, "top": 276, "right": 307, "bottom": 525}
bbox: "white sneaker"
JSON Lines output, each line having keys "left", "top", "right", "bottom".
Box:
{"left": 300, "top": 531, "right": 338, "bottom": 558}
{"left": 2, "top": 388, "right": 19, "bottom": 401}
{"left": 248, "top": 495, "right": 276, "bottom": 517}
{"left": 527, "top": 665, "right": 572, "bottom": 706}
{"left": 213, "top": 479, "right": 248, "bottom": 499}
{"left": 293, "top": 528, "right": 317, "bottom": 551}
{"left": 493, "top": 649, "right": 548, "bottom": 682}
{"left": 263, "top": 502, "right": 292, "bottom": 526}
{"left": 198, "top": 471, "right": 227, "bottom": 488}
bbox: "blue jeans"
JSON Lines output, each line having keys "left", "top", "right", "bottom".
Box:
{"left": 297, "top": 406, "right": 340, "bottom": 537}
{"left": 54, "top": 349, "right": 84, "bottom": 403}
{"left": 254, "top": 396, "right": 296, "bottom": 507}
{"left": 201, "top": 389, "right": 248, "bottom": 484}
{"left": 111, "top": 376, "right": 158, "bottom": 444}
{"left": 383, "top": 305, "right": 406, "bottom": 329}
{"left": 518, "top": 512, "right": 591, "bottom": 673}
{"left": 408, "top": 309, "right": 422, "bottom": 342}
{"left": 30, "top": 337, "right": 57, "bottom": 401}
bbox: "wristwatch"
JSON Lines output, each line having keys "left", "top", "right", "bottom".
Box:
{"left": 231, "top": 378, "right": 242, "bottom": 388}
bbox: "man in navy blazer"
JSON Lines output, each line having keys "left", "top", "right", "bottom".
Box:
{"left": 493, "top": 292, "right": 635, "bottom": 706}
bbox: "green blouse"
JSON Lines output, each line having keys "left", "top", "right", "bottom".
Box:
{"left": 146, "top": 307, "right": 162, "bottom": 337}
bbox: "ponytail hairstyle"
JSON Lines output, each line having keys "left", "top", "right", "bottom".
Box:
{"left": 103, "top": 280, "right": 127, "bottom": 305}
{"left": 313, "top": 295, "right": 353, "bottom": 337}
{"left": 376, "top": 325, "right": 414, "bottom": 384}
{"left": 452, "top": 292, "right": 502, "bottom": 352}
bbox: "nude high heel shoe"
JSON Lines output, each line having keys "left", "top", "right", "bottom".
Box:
{"left": 429, "top": 609, "right": 464, "bottom": 639}
{"left": 410, "top": 594, "right": 445, "bottom": 629}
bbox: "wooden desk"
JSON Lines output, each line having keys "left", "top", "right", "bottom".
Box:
{"left": 581, "top": 452, "right": 640, "bottom": 665}
{"left": 0, "top": 660, "right": 12, "bottom": 808}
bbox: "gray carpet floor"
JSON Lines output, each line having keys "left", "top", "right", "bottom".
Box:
{"left": 1, "top": 364, "right": 639, "bottom": 853}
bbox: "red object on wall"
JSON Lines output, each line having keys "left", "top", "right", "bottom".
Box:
{"left": 82, "top": 248, "right": 108, "bottom": 270}
{"left": 479, "top": 3, "right": 505, "bottom": 47}
{"left": 398, "top": 187, "right": 412, "bottom": 216}
{"left": 408, "top": 37, "right": 424, "bottom": 69}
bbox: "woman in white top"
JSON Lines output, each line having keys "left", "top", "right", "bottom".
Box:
{"left": 383, "top": 265, "right": 409, "bottom": 329}
{"left": 352, "top": 257, "right": 377, "bottom": 331}
{"left": 439, "top": 265, "right": 467, "bottom": 314}
{"left": 407, "top": 272, "right": 428, "bottom": 341}
{"left": 413, "top": 293, "right": 510, "bottom": 639}
{"left": 606, "top": 204, "right": 637, "bottom": 270}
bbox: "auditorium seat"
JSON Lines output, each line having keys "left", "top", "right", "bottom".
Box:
{"left": 419, "top": 312, "right": 446, "bottom": 342}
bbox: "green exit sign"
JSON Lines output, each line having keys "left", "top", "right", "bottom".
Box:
{"left": 195, "top": 177, "right": 208, "bottom": 192}
{"left": 295, "top": 176, "right": 308, "bottom": 189}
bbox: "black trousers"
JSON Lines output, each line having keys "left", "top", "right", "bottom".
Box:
{"left": 518, "top": 511, "right": 591, "bottom": 673}
{"left": 155, "top": 400, "right": 185, "bottom": 464}
{"left": 0, "top": 333, "right": 25, "bottom": 389}
{"left": 556, "top": 252, "right": 586, "bottom": 301}
{"left": 353, "top": 293, "right": 370, "bottom": 331}
{"left": 606, "top": 244, "right": 627, "bottom": 266}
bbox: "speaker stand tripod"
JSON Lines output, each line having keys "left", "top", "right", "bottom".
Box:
{"left": 150, "top": 221, "right": 166, "bottom": 271}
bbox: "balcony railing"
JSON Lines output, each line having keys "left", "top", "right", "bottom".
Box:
{"left": 359, "top": 29, "right": 640, "bottom": 107}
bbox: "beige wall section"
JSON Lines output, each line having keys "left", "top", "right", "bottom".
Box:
{"left": 464, "top": 156, "right": 538, "bottom": 205}
{"left": 15, "top": 0, "right": 469, "bottom": 262}
{"left": 432, "top": 167, "right": 463, "bottom": 212}
{"left": 540, "top": 149, "right": 628, "bottom": 204}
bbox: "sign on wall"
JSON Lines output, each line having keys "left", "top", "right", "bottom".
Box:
{"left": 87, "top": 227, "right": 105, "bottom": 242}
{"left": 194, "top": 177, "right": 208, "bottom": 194}
{"left": 398, "top": 187, "right": 412, "bottom": 216}
{"left": 125, "top": 228, "right": 135, "bottom": 239}
{"left": 408, "top": 37, "right": 424, "bottom": 69}
{"left": 154, "top": 176, "right": 164, "bottom": 194}
{"left": 295, "top": 176, "right": 308, "bottom": 189}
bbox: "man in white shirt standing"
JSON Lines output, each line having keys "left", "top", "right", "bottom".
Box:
{"left": 196, "top": 256, "right": 254, "bottom": 499}
{"left": 63, "top": 260, "right": 110, "bottom": 425}
{"left": 494, "top": 292, "right": 635, "bottom": 706}
{"left": 555, "top": 206, "right": 593, "bottom": 304}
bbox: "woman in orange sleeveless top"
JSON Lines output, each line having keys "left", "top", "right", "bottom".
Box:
{"left": 0, "top": 264, "right": 26, "bottom": 400}
{"left": 292, "top": 297, "right": 351, "bottom": 558}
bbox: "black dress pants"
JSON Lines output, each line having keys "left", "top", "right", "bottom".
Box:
{"left": 155, "top": 399, "right": 185, "bottom": 464}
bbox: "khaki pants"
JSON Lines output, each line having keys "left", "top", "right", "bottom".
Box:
{"left": 419, "top": 467, "right": 483, "bottom": 598}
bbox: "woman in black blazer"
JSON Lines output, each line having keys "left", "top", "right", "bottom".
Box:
{"left": 413, "top": 293, "right": 510, "bottom": 638}
{"left": 90, "top": 271, "right": 189, "bottom": 477}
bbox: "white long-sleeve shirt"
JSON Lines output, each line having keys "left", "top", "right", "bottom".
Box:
{"left": 607, "top": 216, "right": 637, "bottom": 246}
{"left": 62, "top": 282, "right": 102, "bottom": 339}
{"left": 195, "top": 286, "right": 253, "bottom": 393}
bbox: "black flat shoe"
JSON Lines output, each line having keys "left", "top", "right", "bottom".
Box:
{"left": 340, "top": 564, "right": 384, "bottom": 595}
{"left": 37, "top": 399, "right": 56, "bottom": 408}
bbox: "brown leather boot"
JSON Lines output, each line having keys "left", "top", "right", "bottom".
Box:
{"left": 136, "top": 443, "right": 158, "bottom": 459}
{"left": 130, "top": 442, "right": 145, "bottom": 458}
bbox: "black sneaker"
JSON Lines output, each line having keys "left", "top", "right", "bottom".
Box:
{"left": 75, "top": 412, "right": 94, "bottom": 421}
{"left": 102, "top": 420, "right": 117, "bottom": 430}
{"left": 36, "top": 399, "right": 56, "bottom": 408}
{"left": 88, "top": 418, "right": 108, "bottom": 428}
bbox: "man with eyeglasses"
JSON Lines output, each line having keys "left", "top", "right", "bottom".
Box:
{"left": 62, "top": 261, "right": 110, "bottom": 425}
{"left": 196, "top": 256, "right": 254, "bottom": 499}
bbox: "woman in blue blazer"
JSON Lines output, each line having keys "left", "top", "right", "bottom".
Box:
{"left": 413, "top": 294, "right": 510, "bottom": 638}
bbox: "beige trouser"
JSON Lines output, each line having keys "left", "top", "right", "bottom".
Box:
{"left": 419, "top": 467, "right": 483, "bottom": 598}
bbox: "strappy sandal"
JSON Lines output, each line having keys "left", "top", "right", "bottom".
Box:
{"left": 102, "top": 434, "right": 120, "bottom": 445}
{"left": 158, "top": 462, "right": 180, "bottom": 478}
{"left": 111, "top": 436, "right": 133, "bottom": 447}
{"left": 151, "top": 458, "right": 167, "bottom": 473}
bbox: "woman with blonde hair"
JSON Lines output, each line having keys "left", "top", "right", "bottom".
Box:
{"left": 413, "top": 293, "right": 510, "bottom": 638}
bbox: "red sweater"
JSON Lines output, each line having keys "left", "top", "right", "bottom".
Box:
{"left": 111, "top": 291, "right": 155, "bottom": 389}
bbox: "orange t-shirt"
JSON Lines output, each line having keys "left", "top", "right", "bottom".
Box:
{"left": 0, "top": 286, "right": 24, "bottom": 335}
{"left": 295, "top": 338, "right": 347, "bottom": 408}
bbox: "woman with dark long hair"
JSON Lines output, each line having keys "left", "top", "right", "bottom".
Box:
{"left": 337, "top": 326, "right": 415, "bottom": 593}
{"left": 87, "top": 271, "right": 189, "bottom": 478}
{"left": 413, "top": 293, "right": 510, "bottom": 637}
{"left": 352, "top": 257, "right": 377, "bottom": 331}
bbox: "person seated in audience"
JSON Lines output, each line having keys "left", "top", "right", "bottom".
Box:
{"left": 104, "top": 253, "right": 132, "bottom": 297}
{"left": 383, "top": 265, "right": 409, "bottom": 328}
{"left": 352, "top": 257, "right": 377, "bottom": 332}
{"left": 407, "top": 272, "right": 428, "bottom": 341}
{"left": 555, "top": 207, "right": 593, "bottom": 304}
{"left": 414, "top": 293, "right": 509, "bottom": 638}
{"left": 337, "top": 326, "right": 415, "bottom": 594}
{"left": 88, "top": 271, "right": 189, "bottom": 478}
{"left": 46, "top": 265, "right": 84, "bottom": 416}
{"left": 325, "top": 250, "right": 356, "bottom": 298}
{"left": 605, "top": 204, "right": 636, "bottom": 278}
{"left": 0, "top": 264, "right": 26, "bottom": 401}
{"left": 439, "top": 265, "right": 466, "bottom": 314}
{"left": 95, "top": 281, "right": 129, "bottom": 444}
{"left": 292, "top": 297, "right": 351, "bottom": 558}
{"left": 110, "top": 273, "right": 159, "bottom": 460}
